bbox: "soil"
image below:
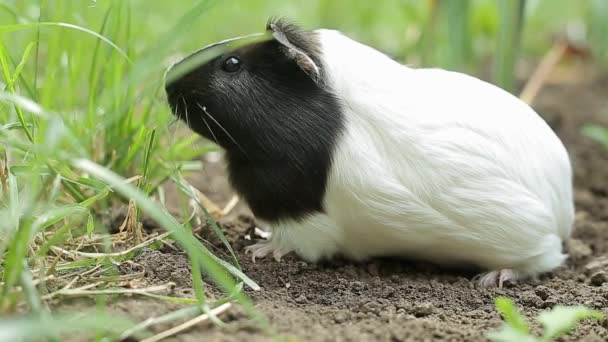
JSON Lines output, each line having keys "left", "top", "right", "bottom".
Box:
{"left": 65, "top": 64, "right": 608, "bottom": 341}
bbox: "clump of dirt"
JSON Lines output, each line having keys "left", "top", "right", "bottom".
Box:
{"left": 74, "top": 69, "right": 608, "bottom": 341}
{"left": 134, "top": 249, "right": 193, "bottom": 289}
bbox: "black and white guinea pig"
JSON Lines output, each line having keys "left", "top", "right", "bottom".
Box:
{"left": 165, "top": 18, "right": 574, "bottom": 287}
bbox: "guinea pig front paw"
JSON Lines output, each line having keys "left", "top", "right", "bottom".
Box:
{"left": 244, "top": 241, "right": 291, "bottom": 263}
{"left": 475, "top": 269, "right": 519, "bottom": 288}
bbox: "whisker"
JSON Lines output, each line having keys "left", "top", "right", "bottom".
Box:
{"left": 196, "top": 103, "right": 248, "bottom": 157}
{"left": 168, "top": 98, "right": 180, "bottom": 127}
{"left": 169, "top": 116, "right": 180, "bottom": 127}
{"left": 195, "top": 101, "right": 220, "bottom": 146}
{"left": 180, "top": 96, "right": 191, "bottom": 128}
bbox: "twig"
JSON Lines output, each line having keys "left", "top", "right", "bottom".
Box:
{"left": 519, "top": 40, "right": 568, "bottom": 105}
{"left": 221, "top": 195, "right": 240, "bottom": 216}
{"left": 140, "top": 302, "right": 232, "bottom": 342}
{"left": 0, "top": 274, "right": 55, "bottom": 288}
{"left": 43, "top": 282, "right": 175, "bottom": 301}
{"left": 124, "top": 175, "right": 142, "bottom": 184}
{"left": 77, "top": 264, "right": 104, "bottom": 278}
{"left": 42, "top": 281, "right": 104, "bottom": 301}
{"left": 192, "top": 187, "right": 223, "bottom": 219}
{"left": 119, "top": 304, "right": 214, "bottom": 340}
{"left": 49, "top": 232, "right": 170, "bottom": 259}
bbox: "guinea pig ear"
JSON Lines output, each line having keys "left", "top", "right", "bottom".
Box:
{"left": 267, "top": 22, "right": 321, "bottom": 83}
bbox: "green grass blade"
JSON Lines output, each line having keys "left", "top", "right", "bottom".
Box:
{"left": 0, "top": 313, "right": 135, "bottom": 341}
{"left": 582, "top": 125, "right": 608, "bottom": 149}
{"left": 32, "top": 0, "right": 45, "bottom": 100}
{"left": 588, "top": 0, "right": 608, "bottom": 64}
{"left": 0, "top": 22, "right": 131, "bottom": 64}
{"left": 0, "top": 41, "right": 35, "bottom": 142}
{"left": 442, "top": 0, "right": 471, "bottom": 71}
{"left": 173, "top": 174, "right": 242, "bottom": 271}
{"left": 495, "top": 0, "right": 526, "bottom": 92}
{"left": 494, "top": 297, "right": 530, "bottom": 333}
{"left": 539, "top": 306, "right": 603, "bottom": 341}
{"left": 87, "top": 3, "right": 114, "bottom": 123}
{"left": 72, "top": 159, "right": 260, "bottom": 292}
{"left": 0, "top": 3, "right": 19, "bottom": 22}
{"left": 141, "top": 128, "right": 156, "bottom": 188}
{"left": 11, "top": 41, "right": 35, "bottom": 85}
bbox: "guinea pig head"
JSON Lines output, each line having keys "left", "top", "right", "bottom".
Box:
{"left": 165, "top": 19, "right": 341, "bottom": 162}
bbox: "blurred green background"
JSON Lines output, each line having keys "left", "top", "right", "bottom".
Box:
{"left": 2, "top": 0, "right": 607, "bottom": 92}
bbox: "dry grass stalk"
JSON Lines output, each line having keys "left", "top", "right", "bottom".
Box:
{"left": 116, "top": 199, "right": 145, "bottom": 246}
{"left": 50, "top": 231, "right": 170, "bottom": 259}
{"left": 140, "top": 302, "right": 233, "bottom": 342}
{"left": 520, "top": 41, "right": 569, "bottom": 104}
{"left": 0, "top": 148, "right": 7, "bottom": 192}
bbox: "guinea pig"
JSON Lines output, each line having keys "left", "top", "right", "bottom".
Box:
{"left": 165, "top": 18, "right": 574, "bottom": 287}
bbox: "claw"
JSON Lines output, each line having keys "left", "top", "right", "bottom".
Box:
{"left": 245, "top": 241, "right": 291, "bottom": 264}
{"left": 273, "top": 248, "right": 287, "bottom": 262}
{"left": 476, "top": 269, "right": 517, "bottom": 288}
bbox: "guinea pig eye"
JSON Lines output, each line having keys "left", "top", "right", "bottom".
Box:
{"left": 222, "top": 56, "right": 241, "bottom": 73}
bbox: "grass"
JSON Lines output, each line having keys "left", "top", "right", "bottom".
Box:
{"left": 488, "top": 297, "right": 603, "bottom": 342}
{"left": 0, "top": 1, "right": 263, "bottom": 340}
{"left": 1, "top": 0, "right": 607, "bottom": 341}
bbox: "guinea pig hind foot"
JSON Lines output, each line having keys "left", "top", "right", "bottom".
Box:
{"left": 245, "top": 240, "right": 292, "bottom": 263}
{"left": 475, "top": 269, "right": 520, "bottom": 288}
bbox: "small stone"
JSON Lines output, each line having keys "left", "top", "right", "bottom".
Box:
{"left": 586, "top": 256, "right": 608, "bottom": 273}
{"left": 402, "top": 314, "right": 416, "bottom": 320}
{"left": 333, "top": 312, "right": 347, "bottom": 323}
{"left": 413, "top": 303, "right": 434, "bottom": 317}
{"left": 568, "top": 238, "right": 592, "bottom": 261}
{"left": 396, "top": 299, "right": 411, "bottom": 310}
{"left": 367, "top": 263, "right": 379, "bottom": 276}
{"left": 535, "top": 285, "right": 551, "bottom": 300}
{"left": 574, "top": 190, "right": 594, "bottom": 208}
{"left": 351, "top": 281, "right": 365, "bottom": 293}
{"left": 467, "top": 310, "right": 485, "bottom": 319}
{"left": 361, "top": 301, "right": 382, "bottom": 314}
{"left": 543, "top": 296, "right": 558, "bottom": 308}
{"left": 590, "top": 271, "right": 608, "bottom": 286}
{"left": 294, "top": 295, "right": 307, "bottom": 304}
{"left": 521, "top": 291, "right": 543, "bottom": 308}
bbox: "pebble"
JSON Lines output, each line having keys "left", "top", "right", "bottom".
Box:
{"left": 568, "top": 238, "right": 592, "bottom": 260}
{"left": 467, "top": 310, "right": 485, "bottom": 319}
{"left": 535, "top": 285, "right": 551, "bottom": 300}
{"left": 590, "top": 271, "right": 608, "bottom": 286}
{"left": 574, "top": 189, "right": 594, "bottom": 208}
{"left": 413, "top": 303, "right": 434, "bottom": 317}
{"left": 361, "top": 300, "right": 382, "bottom": 314}
{"left": 586, "top": 256, "right": 608, "bottom": 273}
{"left": 351, "top": 281, "right": 365, "bottom": 293}
{"left": 294, "top": 294, "right": 307, "bottom": 304}
{"left": 367, "top": 263, "right": 379, "bottom": 276}
{"left": 543, "top": 296, "right": 558, "bottom": 308}
{"left": 333, "top": 312, "right": 347, "bottom": 323}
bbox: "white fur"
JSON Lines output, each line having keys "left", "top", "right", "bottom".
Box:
{"left": 250, "top": 30, "right": 574, "bottom": 279}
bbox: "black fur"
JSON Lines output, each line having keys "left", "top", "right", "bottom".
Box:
{"left": 165, "top": 19, "right": 344, "bottom": 222}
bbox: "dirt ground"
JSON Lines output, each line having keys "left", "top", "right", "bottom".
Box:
{"left": 67, "top": 63, "right": 608, "bottom": 341}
